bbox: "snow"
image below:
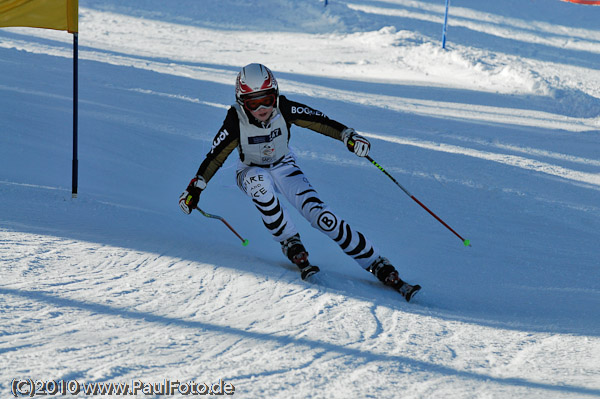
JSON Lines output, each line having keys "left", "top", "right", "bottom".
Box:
{"left": 1, "top": 0, "right": 599, "bottom": 397}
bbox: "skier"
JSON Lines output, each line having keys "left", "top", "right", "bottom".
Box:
{"left": 179, "top": 63, "right": 420, "bottom": 301}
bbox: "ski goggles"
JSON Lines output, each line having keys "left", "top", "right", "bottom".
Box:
{"left": 242, "top": 93, "right": 277, "bottom": 111}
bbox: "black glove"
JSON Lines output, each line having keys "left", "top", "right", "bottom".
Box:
{"left": 179, "top": 176, "right": 207, "bottom": 214}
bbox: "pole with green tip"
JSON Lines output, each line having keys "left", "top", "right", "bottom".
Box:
{"left": 195, "top": 207, "right": 249, "bottom": 246}
{"left": 366, "top": 155, "right": 470, "bottom": 246}
{"left": 355, "top": 147, "right": 471, "bottom": 247}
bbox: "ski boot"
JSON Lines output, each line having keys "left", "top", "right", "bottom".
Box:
{"left": 368, "top": 256, "right": 421, "bottom": 302}
{"left": 281, "top": 233, "right": 320, "bottom": 280}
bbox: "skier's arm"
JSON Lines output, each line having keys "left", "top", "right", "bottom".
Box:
{"left": 279, "top": 96, "right": 370, "bottom": 157}
{"left": 278, "top": 96, "right": 347, "bottom": 140}
{"left": 196, "top": 107, "right": 240, "bottom": 183}
{"left": 179, "top": 108, "right": 239, "bottom": 215}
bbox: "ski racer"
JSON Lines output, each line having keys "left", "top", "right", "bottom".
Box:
{"left": 179, "top": 63, "right": 420, "bottom": 301}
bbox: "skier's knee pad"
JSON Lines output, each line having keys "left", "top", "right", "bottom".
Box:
{"left": 238, "top": 167, "right": 275, "bottom": 201}
{"left": 313, "top": 207, "right": 340, "bottom": 235}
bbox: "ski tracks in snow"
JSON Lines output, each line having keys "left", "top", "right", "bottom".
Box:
{"left": 2, "top": 1, "right": 600, "bottom": 397}
{"left": 1, "top": 194, "right": 599, "bottom": 397}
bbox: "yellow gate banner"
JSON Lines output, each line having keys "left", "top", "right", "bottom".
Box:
{"left": 0, "top": 0, "right": 78, "bottom": 33}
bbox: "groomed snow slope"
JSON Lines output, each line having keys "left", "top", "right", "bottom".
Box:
{"left": 1, "top": 0, "right": 599, "bottom": 398}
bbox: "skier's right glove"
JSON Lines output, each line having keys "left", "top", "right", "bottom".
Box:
{"left": 179, "top": 176, "right": 207, "bottom": 215}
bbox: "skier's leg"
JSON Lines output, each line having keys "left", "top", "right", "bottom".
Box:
{"left": 270, "top": 155, "right": 379, "bottom": 269}
{"left": 236, "top": 165, "right": 297, "bottom": 242}
{"left": 269, "top": 155, "right": 420, "bottom": 300}
{"left": 237, "top": 163, "right": 319, "bottom": 279}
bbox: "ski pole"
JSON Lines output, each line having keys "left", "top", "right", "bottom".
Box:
{"left": 364, "top": 154, "right": 471, "bottom": 247}
{"left": 195, "top": 207, "right": 249, "bottom": 246}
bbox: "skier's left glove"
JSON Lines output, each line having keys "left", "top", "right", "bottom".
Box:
{"left": 179, "top": 176, "right": 207, "bottom": 215}
{"left": 341, "top": 128, "right": 370, "bottom": 157}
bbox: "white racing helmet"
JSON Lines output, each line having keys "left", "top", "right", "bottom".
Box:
{"left": 235, "top": 63, "right": 279, "bottom": 111}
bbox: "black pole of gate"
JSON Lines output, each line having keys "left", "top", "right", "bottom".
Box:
{"left": 72, "top": 32, "right": 78, "bottom": 198}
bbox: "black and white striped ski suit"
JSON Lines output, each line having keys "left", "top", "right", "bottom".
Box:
{"left": 236, "top": 152, "right": 379, "bottom": 269}
{"left": 195, "top": 95, "right": 380, "bottom": 269}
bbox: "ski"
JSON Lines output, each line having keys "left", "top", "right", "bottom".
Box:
{"left": 295, "top": 262, "right": 419, "bottom": 302}
{"left": 299, "top": 264, "right": 320, "bottom": 280}
{"left": 396, "top": 282, "right": 421, "bottom": 302}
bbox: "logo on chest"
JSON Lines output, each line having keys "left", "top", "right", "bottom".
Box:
{"left": 262, "top": 143, "right": 275, "bottom": 157}
{"left": 247, "top": 128, "right": 282, "bottom": 145}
